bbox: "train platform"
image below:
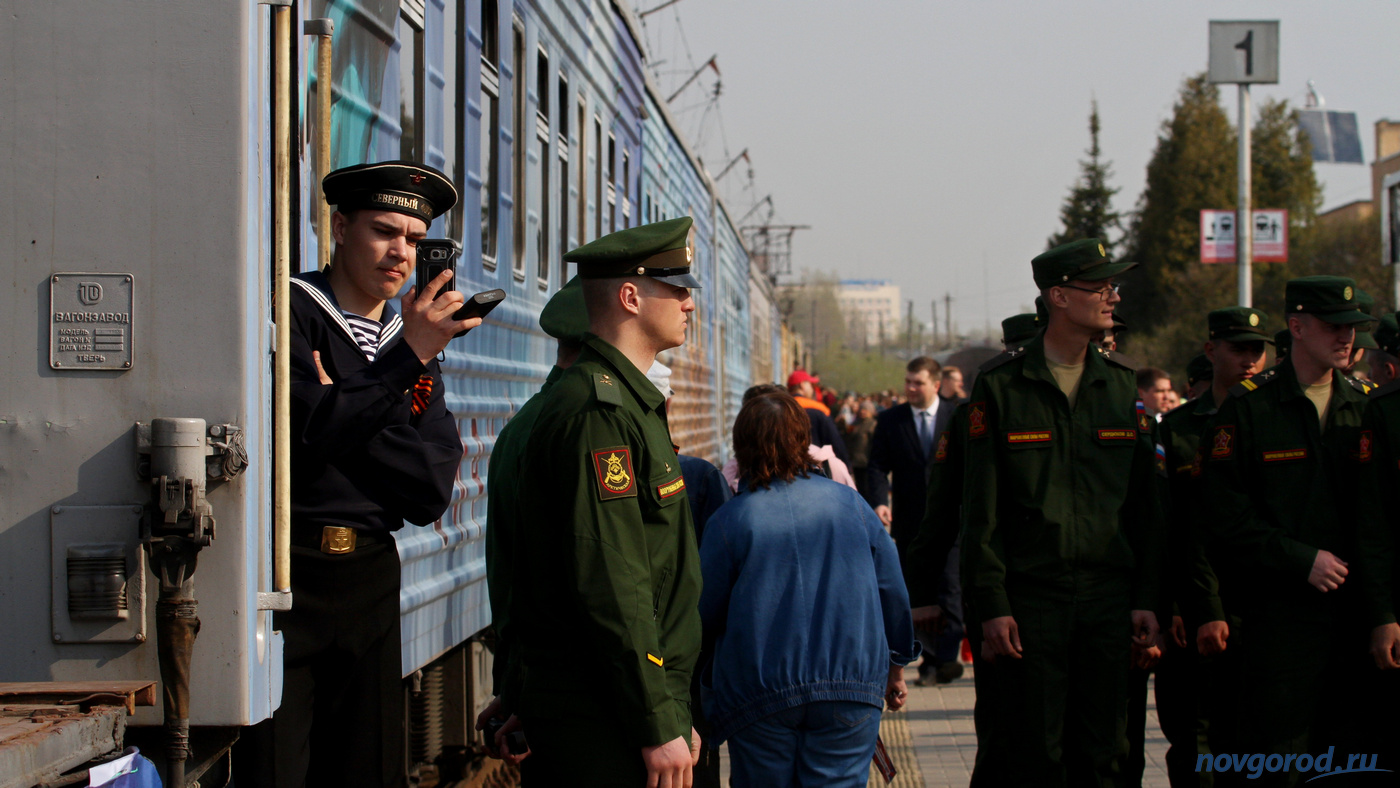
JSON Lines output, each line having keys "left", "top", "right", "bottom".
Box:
{"left": 710, "top": 663, "right": 1172, "bottom": 788}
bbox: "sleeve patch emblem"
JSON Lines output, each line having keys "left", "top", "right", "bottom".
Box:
{"left": 1261, "top": 448, "right": 1308, "bottom": 462}
{"left": 968, "top": 403, "right": 988, "bottom": 438}
{"left": 657, "top": 476, "right": 687, "bottom": 498}
{"left": 1357, "top": 430, "right": 1373, "bottom": 463}
{"left": 1096, "top": 428, "right": 1136, "bottom": 441}
{"left": 1136, "top": 400, "right": 1152, "bottom": 433}
{"left": 1209, "top": 425, "right": 1235, "bottom": 460}
{"left": 592, "top": 447, "right": 637, "bottom": 499}
{"left": 933, "top": 432, "right": 950, "bottom": 463}
{"left": 1005, "top": 430, "right": 1051, "bottom": 444}
{"left": 1155, "top": 443, "right": 1167, "bottom": 476}
{"left": 646, "top": 652, "right": 664, "bottom": 667}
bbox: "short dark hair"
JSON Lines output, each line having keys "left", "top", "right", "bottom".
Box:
{"left": 1136, "top": 367, "right": 1170, "bottom": 390}
{"left": 733, "top": 391, "right": 813, "bottom": 489}
{"left": 940, "top": 366, "right": 962, "bottom": 379}
{"left": 743, "top": 383, "right": 784, "bottom": 403}
{"left": 907, "top": 356, "right": 941, "bottom": 377}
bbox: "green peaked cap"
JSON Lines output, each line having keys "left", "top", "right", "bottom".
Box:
{"left": 540, "top": 276, "right": 589, "bottom": 344}
{"left": 1207, "top": 306, "right": 1271, "bottom": 343}
{"left": 1001, "top": 313, "right": 1040, "bottom": 348}
{"left": 1186, "top": 354, "right": 1213, "bottom": 386}
{"left": 1031, "top": 238, "right": 1137, "bottom": 290}
{"left": 1374, "top": 312, "right": 1400, "bottom": 356}
{"left": 564, "top": 216, "right": 702, "bottom": 288}
{"left": 1354, "top": 289, "right": 1379, "bottom": 349}
{"left": 1283, "top": 276, "right": 1371, "bottom": 324}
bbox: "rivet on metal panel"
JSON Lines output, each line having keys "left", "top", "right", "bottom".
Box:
{"left": 52, "top": 275, "right": 59, "bottom": 283}
{"left": 125, "top": 276, "right": 132, "bottom": 283}
{"left": 55, "top": 362, "right": 62, "bottom": 367}
{"left": 52, "top": 506, "right": 63, "bottom": 515}
{"left": 132, "top": 506, "right": 144, "bottom": 515}
{"left": 123, "top": 362, "right": 131, "bottom": 368}
{"left": 134, "top": 633, "right": 146, "bottom": 643}
{"left": 54, "top": 634, "right": 63, "bottom": 641}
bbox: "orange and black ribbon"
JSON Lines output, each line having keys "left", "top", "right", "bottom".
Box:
{"left": 411, "top": 374, "right": 434, "bottom": 416}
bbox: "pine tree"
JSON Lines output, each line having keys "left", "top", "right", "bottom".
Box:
{"left": 1047, "top": 101, "right": 1122, "bottom": 255}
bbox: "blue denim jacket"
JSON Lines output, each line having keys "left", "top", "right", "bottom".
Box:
{"left": 697, "top": 473, "right": 920, "bottom": 741}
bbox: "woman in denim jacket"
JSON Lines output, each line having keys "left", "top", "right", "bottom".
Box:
{"left": 699, "top": 390, "right": 921, "bottom": 787}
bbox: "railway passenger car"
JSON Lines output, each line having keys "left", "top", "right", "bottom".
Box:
{"left": 0, "top": 0, "right": 776, "bottom": 783}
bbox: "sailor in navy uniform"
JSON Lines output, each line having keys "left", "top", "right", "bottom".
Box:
{"left": 234, "top": 161, "right": 479, "bottom": 788}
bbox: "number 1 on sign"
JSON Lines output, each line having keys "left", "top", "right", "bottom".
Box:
{"left": 1235, "top": 29, "right": 1253, "bottom": 76}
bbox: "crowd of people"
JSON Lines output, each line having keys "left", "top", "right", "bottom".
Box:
{"left": 248, "top": 157, "right": 1398, "bottom": 788}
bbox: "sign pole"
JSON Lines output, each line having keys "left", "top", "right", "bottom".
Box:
{"left": 1237, "top": 83, "right": 1252, "bottom": 307}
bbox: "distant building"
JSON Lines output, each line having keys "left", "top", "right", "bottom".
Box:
{"left": 837, "top": 279, "right": 901, "bottom": 345}
{"left": 1317, "top": 120, "right": 1400, "bottom": 259}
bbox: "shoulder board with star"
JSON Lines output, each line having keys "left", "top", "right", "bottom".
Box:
{"left": 978, "top": 348, "right": 1024, "bottom": 373}
{"left": 593, "top": 372, "right": 624, "bottom": 406}
{"left": 1228, "top": 366, "right": 1278, "bottom": 398}
{"left": 1097, "top": 347, "right": 1138, "bottom": 371}
{"left": 1368, "top": 378, "right": 1400, "bottom": 401}
{"left": 1346, "top": 375, "right": 1376, "bottom": 395}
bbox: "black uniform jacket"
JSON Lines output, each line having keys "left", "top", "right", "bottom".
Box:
{"left": 289, "top": 271, "right": 461, "bottom": 531}
{"left": 1200, "top": 361, "right": 1368, "bottom": 610}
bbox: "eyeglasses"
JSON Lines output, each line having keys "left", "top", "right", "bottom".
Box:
{"left": 1060, "top": 282, "right": 1121, "bottom": 301}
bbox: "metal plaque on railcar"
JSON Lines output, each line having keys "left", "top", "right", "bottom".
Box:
{"left": 49, "top": 273, "right": 134, "bottom": 371}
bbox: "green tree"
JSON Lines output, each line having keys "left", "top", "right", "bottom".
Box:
{"left": 1047, "top": 100, "right": 1122, "bottom": 255}
{"left": 1119, "top": 74, "right": 1321, "bottom": 378}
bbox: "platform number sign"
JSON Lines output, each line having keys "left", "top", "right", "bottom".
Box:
{"left": 1208, "top": 21, "right": 1278, "bottom": 84}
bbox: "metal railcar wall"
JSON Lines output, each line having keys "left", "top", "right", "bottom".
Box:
{"left": 0, "top": 1, "right": 281, "bottom": 726}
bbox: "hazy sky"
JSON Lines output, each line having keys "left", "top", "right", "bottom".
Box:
{"left": 637, "top": 1, "right": 1400, "bottom": 336}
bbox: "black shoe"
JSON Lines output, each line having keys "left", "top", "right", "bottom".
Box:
{"left": 934, "top": 661, "right": 964, "bottom": 684}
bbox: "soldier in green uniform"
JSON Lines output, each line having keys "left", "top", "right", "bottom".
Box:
{"left": 905, "top": 311, "right": 1038, "bottom": 786}
{"left": 1185, "top": 354, "right": 1213, "bottom": 401}
{"left": 1365, "top": 313, "right": 1400, "bottom": 386}
{"left": 1356, "top": 310, "right": 1400, "bottom": 772}
{"left": 514, "top": 218, "right": 703, "bottom": 788}
{"left": 1155, "top": 307, "right": 1271, "bottom": 786}
{"left": 1199, "top": 276, "right": 1371, "bottom": 785}
{"left": 477, "top": 276, "right": 588, "bottom": 761}
{"left": 962, "top": 239, "right": 1164, "bottom": 787}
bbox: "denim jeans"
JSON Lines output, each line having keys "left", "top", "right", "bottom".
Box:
{"left": 726, "top": 701, "right": 882, "bottom": 788}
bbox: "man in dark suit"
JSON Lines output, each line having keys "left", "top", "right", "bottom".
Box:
{"left": 867, "top": 356, "right": 961, "bottom": 683}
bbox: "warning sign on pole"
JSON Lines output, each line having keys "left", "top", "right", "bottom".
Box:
{"left": 1201, "top": 210, "right": 1236, "bottom": 263}
{"left": 1250, "top": 209, "right": 1288, "bottom": 262}
{"left": 1200, "top": 209, "right": 1288, "bottom": 263}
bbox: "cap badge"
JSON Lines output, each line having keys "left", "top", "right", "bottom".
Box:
{"left": 409, "top": 173, "right": 425, "bottom": 184}
{"left": 685, "top": 246, "right": 694, "bottom": 263}
{"left": 1344, "top": 286, "right": 1354, "bottom": 300}
{"left": 636, "top": 267, "right": 645, "bottom": 275}
{"left": 1249, "top": 314, "right": 1259, "bottom": 326}
{"left": 1097, "top": 243, "right": 1106, "bottom": 258}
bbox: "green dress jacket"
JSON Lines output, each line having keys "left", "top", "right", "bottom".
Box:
{"left": 485, "top": 365, "right": 562, "bottom": 707}
{"left": 1158, "top": 396, "right": 1227, "bottom": 627}
{"left": 961, "top": 336, "right": 1165, "bottom": 621}
{"left": 516, "top": 335, "right": 701, "bottom": 748}
{"left": 1199, "top": 361, "right": 1368, "bottom": 608}
{"left": 1356, "top": 379, "right": 1400, "bottom": 628}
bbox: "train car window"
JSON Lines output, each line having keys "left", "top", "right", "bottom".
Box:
{"left": 621, "top": 151, "right": 630, "bottom": 226}
{"left": 557, "top": 74, "right": 569, "bottom": 283}
{"left": 511, "top": 19, "right": 526, "bottom": 279}
{"left": 444, "top": 0, "right": 466, "bottom": 239}
{"left": 480, "top": 0, "right": 500, "bottom": 270}
{"left": 536, "top": 48, "right": 550, "bottom": 288}
{"left": 578, "top": 100, "right": 587, "bottom": 244}
{"left": 398, "top": 11, "right": 423, "bottom": 162}
{"left": 593, "top": 116, "right": 603, "bottom": 241}
{"left": 607, "top": 133, "right": 616, "bottom": 234}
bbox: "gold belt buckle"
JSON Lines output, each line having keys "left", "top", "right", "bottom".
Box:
{"left": 321, "top": 526, "right": 357, "bottom": 555}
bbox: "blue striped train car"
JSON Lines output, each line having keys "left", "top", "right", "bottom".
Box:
{"left": 0, "top": 0, "right": 781, "bottom": 781}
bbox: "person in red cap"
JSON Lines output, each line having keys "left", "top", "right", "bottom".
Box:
{"left": 787, "top": 370, "right": 850, "bottom": 464}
